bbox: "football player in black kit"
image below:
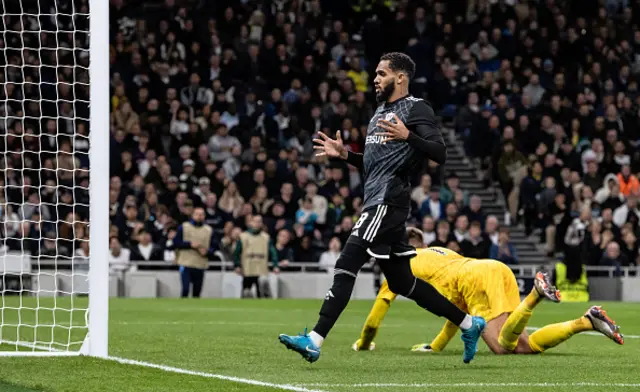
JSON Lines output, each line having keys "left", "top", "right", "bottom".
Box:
{"left": 278, "top": 52, "right": 486, "bottom": 364}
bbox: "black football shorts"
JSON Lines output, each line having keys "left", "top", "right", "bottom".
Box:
{"left": 347, "top": 204, "right": 417, "bottom": 259}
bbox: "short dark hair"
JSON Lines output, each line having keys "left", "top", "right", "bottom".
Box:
{"left": 380, "top": 52, "right": 416, "bottom": 80}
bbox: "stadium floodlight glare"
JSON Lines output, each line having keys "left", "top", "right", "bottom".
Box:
{"left": 0, "top": 0, "right": 109, "bottom": 357}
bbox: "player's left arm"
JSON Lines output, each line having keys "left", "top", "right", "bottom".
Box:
{"left": 428, "top": 320, "right": 459, "bottom": 352}
{"left": 376, "top": 101, "right": 446, "bottom": 164}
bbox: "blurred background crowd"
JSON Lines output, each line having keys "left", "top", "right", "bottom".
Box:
{"left": 0, "top": 0, "right": 638, "bottom": 280}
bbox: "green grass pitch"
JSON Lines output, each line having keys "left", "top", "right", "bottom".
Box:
{"left": 0, "top": 298, "right": 638, "bottom": 392}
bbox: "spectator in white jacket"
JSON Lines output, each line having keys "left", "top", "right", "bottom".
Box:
{"left": 319, "top": 237, "right": 341, "bottom": 274}
{"left": 108, "top": 236, "right": 130, "bottom": 274}
{"left": 613, "top": 194, "right": 640, "bottom": 228}
{"left": 594, "top": 173, "right": 622, "bottom": 204}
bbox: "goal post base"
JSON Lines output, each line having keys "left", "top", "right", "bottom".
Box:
{"left": 0, "top": 351, "right": 80, "bottom": 357}
{"left": 0, "top": 340, "right": 81, "bottom": 357}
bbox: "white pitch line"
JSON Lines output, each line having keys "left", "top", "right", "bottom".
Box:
{"left": 106, "top": 356, "right": 327, "bottom": 392}
{"left": 114, "top": 320, "right": 411, "bottom": 329}
{"left": 300, "top": 382, "right": 640, "bottom": 388}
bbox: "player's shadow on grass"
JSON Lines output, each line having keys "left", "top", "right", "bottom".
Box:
{"left": 418, "top": 352, "right": 588, "bottom": 358}
{"left": 384, "top": 348, "right": 589, "bottom": 358}
{"left": 0, "top": 380, "right": 49, "bottom": 392}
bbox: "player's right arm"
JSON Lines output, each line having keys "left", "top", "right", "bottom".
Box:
{"left": 428, "top": 320, "right": 459, "bottom": 352}
{"left": 354, "top": 281, "right": 397, "bottom": 351}
{"left": 376, "top": 101, "right": 446, "bottom": 164}
{"left": 313, "top": 131, "right": 363, "bottom": 169}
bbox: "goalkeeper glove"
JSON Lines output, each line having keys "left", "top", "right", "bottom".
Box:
{"left": 411, "top": 343, "right": 434, "bottom": 352}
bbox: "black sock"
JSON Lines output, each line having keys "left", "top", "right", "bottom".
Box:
{"left": 381, "top": 256, "right": 466, "bottom": 326}
{"left": 313, "top": 273, "right": 356, "bottom": 337}
{"left": 313, "top": 241, "right": 369, "bottom": 338}
{"left": 407, "top": 278, "right": 465, "bottom": 325}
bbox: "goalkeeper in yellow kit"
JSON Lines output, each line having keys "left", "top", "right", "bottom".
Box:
{"left": 353, "top": 228, "right": 624, "bottom": 354}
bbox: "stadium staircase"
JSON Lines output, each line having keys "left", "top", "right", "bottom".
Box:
{"left": 441, "top": 127, "right": 547, "bottom": 264}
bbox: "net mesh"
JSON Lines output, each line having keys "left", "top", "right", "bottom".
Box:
{"left": 0, "top": 0, "right": 91, "bottom": 352}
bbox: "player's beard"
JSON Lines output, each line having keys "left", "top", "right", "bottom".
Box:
{"left": 375, "top": 80, "right": 395, "bottom": 103}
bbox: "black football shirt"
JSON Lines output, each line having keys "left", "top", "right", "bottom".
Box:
{"left": 358, "top": 95, "right": 444, "bottom": 210}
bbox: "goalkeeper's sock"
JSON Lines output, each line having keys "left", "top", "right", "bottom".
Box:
{"left": 528, "top": 317, "right": 593, "bottom": 353}
{"left": 498, "top": 289, "right": 541, "bottom": 351}
{"left": 359, "top": 298, "right": 390, "bottom": 349}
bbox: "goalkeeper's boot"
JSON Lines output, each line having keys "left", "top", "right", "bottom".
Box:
{"left": 460, "top": 316, "right": 486, "bottom": 364}
{"left": 278, "top": 328, "right": 321, "bottom": 363}
{"left": 352, "top": 339, "right": 376, "bottom": 352}
{"left": 584, "top": 306, "right": 624, "bottom": 345}
{"left": 534, "top": 271, "right": 561, "bottom": 302}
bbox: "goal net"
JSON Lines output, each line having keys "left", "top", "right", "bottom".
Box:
{"left": 0, "top": 0, "right": 109, "bottom": 356}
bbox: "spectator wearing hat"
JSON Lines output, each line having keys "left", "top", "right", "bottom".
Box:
{"left": 179, "top": 159, "right": 198, "bottom": 193}
{"left": 193, "top": 177, "right": 212, "bottom": 205}
{"left": 173, "top": 207, "right": 218, "bottom": 298}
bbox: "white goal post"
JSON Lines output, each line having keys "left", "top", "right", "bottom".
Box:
{"left": 0, "top": 0, "right": 109, "bottom": 357}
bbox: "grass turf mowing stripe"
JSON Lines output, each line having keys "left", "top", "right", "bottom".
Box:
{"left": 298, "top": 383, "right": 640, "bottom": 388}
{"left": 114, "top": 321, "right": 640, "bottom": 338}
{"left": 0, "top": 381, "right": 44, "bottom": 392}
{"left": 106, "top": 356, "right": 328, "bottom": 392}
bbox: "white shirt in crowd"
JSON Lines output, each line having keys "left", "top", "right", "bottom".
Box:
{"left": 422, "top": 231, "right": 436, "bottom": 246}
{"left": 319, "top": 250, "right": 340, "bottom": 274}
{"left": 137, "top": 243, "right": 153, "bottom": 261}
{"left": 109, "top": 248, "right": 131, "bottom": 273}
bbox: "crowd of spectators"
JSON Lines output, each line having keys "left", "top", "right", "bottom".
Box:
{"left": 451, "top": 0, "right": 640, "bottom": 276}
{"left": 0, "top": 0, "right": 638, "bottom": 277}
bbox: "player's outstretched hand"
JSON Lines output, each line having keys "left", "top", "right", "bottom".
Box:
{"left": 376, "top": 114, "right": 409, "bottom": 143}
{"left": 411, "top": 343, "right": 434, "bottom": 352}
{"left": 313, "top": 131, "right": 347, "bottom": 159}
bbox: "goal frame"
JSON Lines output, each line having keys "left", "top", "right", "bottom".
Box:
{"left": 0, "top": 0, "right": 110, "bottom": 358}
{"left": 87, "top": 0, "right": 110, "bottom": 359}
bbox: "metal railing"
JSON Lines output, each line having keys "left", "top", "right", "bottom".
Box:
{"left": 26, "top": 258, "right": 640, "bottom": 278}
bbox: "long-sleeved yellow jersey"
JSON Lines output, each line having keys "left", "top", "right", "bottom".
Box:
{"left": 360, "top": 247, "right": 520, "bottom": 351}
